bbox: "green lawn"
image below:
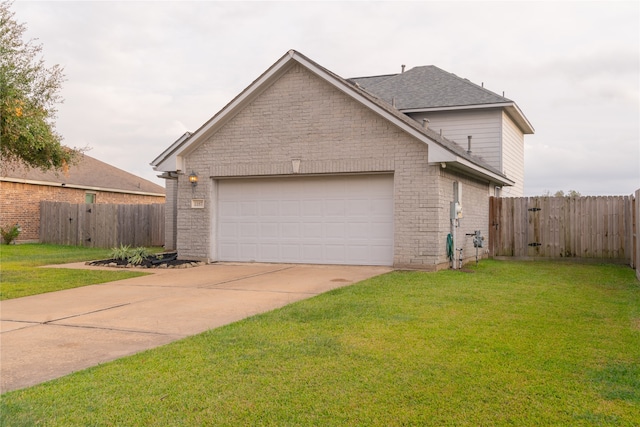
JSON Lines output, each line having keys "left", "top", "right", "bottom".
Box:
{"left": 0, "top": 243, "right": 155, "bottom": 300}
{"left": 1, "top": 260, "right": 639, "bottom": 426}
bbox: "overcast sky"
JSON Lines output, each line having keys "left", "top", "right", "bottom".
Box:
{"left": 11, "top": 1, "right": 640, "bottom": 196}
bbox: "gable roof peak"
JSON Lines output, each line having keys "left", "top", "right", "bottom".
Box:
{"left": 155, "top": 49, "right": 519, "bottom": 186}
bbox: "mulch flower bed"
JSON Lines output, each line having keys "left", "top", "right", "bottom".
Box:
{"left": 86, "top": 252, "right": 204, "bottom": 269}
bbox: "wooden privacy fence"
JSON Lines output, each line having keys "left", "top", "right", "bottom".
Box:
{"left": 40, "top": 201, "right": 165, "bottom": 248}
{"left": 489, "top": 195, "right": 636, "bottom": 265}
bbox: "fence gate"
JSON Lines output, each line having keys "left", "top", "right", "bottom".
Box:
{"left": 490, "top": 196, "right": 634, "bottom": 263}
{"left": 40, "top": 201, "right": 164, "bottom": 248}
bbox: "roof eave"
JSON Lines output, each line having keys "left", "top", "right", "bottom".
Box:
{"left": 401, "top": 102, "right": 535, "bottom": 134}
{"left": 150, "top": 131, "right": 192, "bottom": 172}
{"left": 0, "top": 177, "right": 166, "bottom": 197}
{"left": 171, "top": 51, "right": 300, "bottom": 167}
{"left": 162, "top": 50, "right": 517, "bottom": 186}
{"left": 430, "top": 158, "right": 515, "bottom": 187}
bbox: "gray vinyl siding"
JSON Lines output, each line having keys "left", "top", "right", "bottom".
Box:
{"left": 407, "top": 109, "right": 503, "bottom": 170}
{"left": 501, "top": 111, "right": 525, "bottom": 196}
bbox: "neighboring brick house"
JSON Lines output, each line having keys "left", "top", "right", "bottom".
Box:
{"left": 152, "top": 50, "right": 533, "bottom": 269}
{"left": 1, "top": 153, "right": 165, "bottom": 242}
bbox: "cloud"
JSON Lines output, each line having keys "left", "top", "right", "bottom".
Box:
{"left": 11, "top": 1, "right": 640, "bottom": 195}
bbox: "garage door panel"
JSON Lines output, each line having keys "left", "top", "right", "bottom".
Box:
{"left": 218, "top": 175, "right": 393, "bottom": 265}
{"left": 279, "top": 222, "right": 298, "bottom": 238}
{"left": 219, "top": 201, "right": 239, "bottom": 216}
{"left": 260, "top": 200, "right": 279, "bottom": 216}
{"left": 346, "top": 199, "right": 371, "bottom": 216}
{"left": 347, "top": 222, "right": 370, "bottom": 239}
{"left": 324, "top": 245, "right": 346, "bottom": 262}
{"left": 302, "top": 223, "right": 322, "bottom": 238}
{"left": 259, "top": 244, "right": 280, "bottom": 261}
{"left": 302, "top": 244, "right": 323, "bottom": 261}
{"left": 219, "top": 223, "right": 238, "bottom": 238}
{"left": 325, "top": 222, "right": 345, "bottom": 238}
{"left": 301, "top": 200, "right": 323, "bottom": 216}
{"left": 240, "top": 201, "right": 258, "bottom": 216}
{"left": 371, "top": 246, "right": 393, "bottom": 264}
{"left": 326, "top": 199, "right": 346, "bottom": 216}
{"left": 220, "top": 243, "right": 238, "bottom": 258}
{"left": 280, "top": 201, "right": 300, "bottom": 216}
{"left": 348, "top": 245, "right": 371, "bottom": 262}
{"left": 260, "top": 223, "right": 278, "bottom": 238}
{"left": 239, "top": 223, "right": 258, "bottom": 238}
{"left": 281, "top": 244, "right": 301, "bottom": 259}
{"left": 239, "top": 244, "right": 258, "bottom": 260}
{"left": 371, "top": 198, "right": 394, "bottom": 216}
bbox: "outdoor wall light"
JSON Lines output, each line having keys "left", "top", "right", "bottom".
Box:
{"left": 188, "top": 171, "right": 198, "bottom": 188}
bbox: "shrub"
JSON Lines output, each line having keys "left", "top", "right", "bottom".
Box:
{"left": 109, "top": 244, "right": 131, "bottom": 261}
{"left": 1, "top": 224, "right": 21, "bottom": 245}
{"left": 108, "top": 245, "right": 150, "bottom": 265}
{"left": 127, "top": 247, "right": 150, "bottom": 265}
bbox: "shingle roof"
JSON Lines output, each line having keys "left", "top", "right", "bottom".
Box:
{"left": 343, "top": 72, "right": 508, "bottom": 179}
{"left": 350, "top": 65, "right": 510, "bottom": 110}
{"left": 1, "top": 153, "right": 165, "bottom": 195}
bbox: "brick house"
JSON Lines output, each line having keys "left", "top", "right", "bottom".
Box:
{"left": 151, "top": 50, "right": 533, "bottom": 269}
{"left": 1, "top": 153, "right": 165, "bottom": 242}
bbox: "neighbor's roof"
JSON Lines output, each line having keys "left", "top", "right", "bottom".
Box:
{"left": 350, "top": 65, "right": 534, "bottom": 134}
{"left": 1, "top": 153, "right": 165, "bottom": 196}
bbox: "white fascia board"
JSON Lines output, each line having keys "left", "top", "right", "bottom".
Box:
{"left": 174, "top": 52, "right": 296, "bottom": 165}
{"left": 151, "top": 132, "right": 192, "bottom": 172}
{"left": 400, "top": 102, "right": 512, "bottom": 114}
{"left": 151, "top": 150, "right": 180, "bottom": 173}
{"left": 291, "top": 53, "right": 460, "bottom": 164}
{"left": 505, "top": 103, "right": 535, "bottom": 134}
{"left": 433, "top": 158, "right": 515, "bottom": 186}
{"left": 0, "top": 177, "right": 165, "bottom": 197}
{"left": 401, "top": 102, "right": 535, "bottom": 135}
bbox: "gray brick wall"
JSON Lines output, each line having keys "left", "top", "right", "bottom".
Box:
{"left": 177, "top": 63, "right": 489, "bottom": 269}
{"left": 164, "top": 178, "right": 178, "bottom": 250}
{"left": 436, "top": 169, "right": 490, "bottom": 269}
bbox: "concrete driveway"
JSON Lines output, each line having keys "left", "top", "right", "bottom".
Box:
{"left": 0, "top": 262, "right": 391, "bottom": 393}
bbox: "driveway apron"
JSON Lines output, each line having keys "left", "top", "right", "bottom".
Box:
{"left": 0, "top": 263, "right": 391, "bottom": 393}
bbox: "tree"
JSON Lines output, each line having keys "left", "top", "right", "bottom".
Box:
{"left": 0, "top": 1, "right": 79, "bottom": 172}
{"left": 543, "top": 189, "right": 582, "bottom": 197}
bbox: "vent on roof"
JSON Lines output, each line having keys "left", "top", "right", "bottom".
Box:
{"left": 401, "top": 64, "right": 406, "bottom": 73}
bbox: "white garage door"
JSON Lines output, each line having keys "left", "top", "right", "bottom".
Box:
{"left": 217, "top": 174, "right": 394, "bottom": 265}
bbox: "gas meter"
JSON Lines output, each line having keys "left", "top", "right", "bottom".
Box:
{"left": 472, "top": 230, "right": 484, "bottom": 248}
